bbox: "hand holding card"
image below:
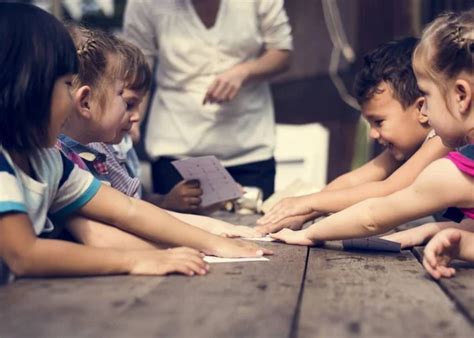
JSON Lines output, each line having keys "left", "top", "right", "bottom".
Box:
{"left": 172, "top": 156, "right": 243, "bottom": 207}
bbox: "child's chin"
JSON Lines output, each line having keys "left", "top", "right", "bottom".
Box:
{"left": 390, "top": 149, "right": 406, "bottom": 161}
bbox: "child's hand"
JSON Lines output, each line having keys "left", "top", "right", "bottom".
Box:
{"left": 270, "top": 228, "right": 320, "bottom": 246}
{"left": 206, "top": 238, "right": 273, "bottom": 258}
{"left": 161, "top": 180, "right": 203, "bottom": 212}
{"left": 217, "top": 225, "right": 263, "bottom": 238}
{"left": 381, "top": 229, "right": 428, "bottom": 249}
{"left": 128, "top": 247, "right": 210, "bottom": 276}
{"left": 203, "top": 63, "right": 250, "bottom": 104}
{"left": 257, "top": 196, "right": 314, "bottom": 226}
{"left": 422, "top": 229, "right": 462, "bottom": 280}
{"left": 255, "top": 213, "right": 311, "bottom": 234}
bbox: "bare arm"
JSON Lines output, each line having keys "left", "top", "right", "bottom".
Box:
{"left": 204, "top": 49, "right": 291, "bottom": 104}
{"left": 272, "top": 158, "right": 474, "bottom": 244}
{"left": 324, "top": 149, "right": 399, "bottom": 191}
{"left": 0, "top": 213, "right": 129, "bottom": 277}
{"left": 243, "top": 49, "right": 292, "bottom": 81}
{"left": 454, "top": 230, "right": 474, "bottom": 261}
{"left": 423, "top": 229, "right": 474, "bottom": 279}
{"left": 78, "top": 185, "right": 271, "bottom": 258}
{"left": 164, "top": 210, "right": 261, "bottom": 238}
{"left": 383, "top": 218, "right": 474, "bottom": 249}
{"left": 310, "top": 136, "right": 450, "bottom": 213}
{"left": 0, "top": 213, "right": 209, "bottom": 277}
{"left": 258, "top": 136, "right": 450, "bottom": 229}
{"left": 66, "top": 216, "right": 160, "bottom": 250}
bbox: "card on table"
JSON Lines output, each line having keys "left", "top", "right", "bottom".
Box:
{"left": 171, "top": 155, "right": 243, "bottom": 207}
{"left": 342, "top": 237, "right": 401, "bottom": 252}
{"left": 203, "top": 256, "right": 270, "bottom": 264}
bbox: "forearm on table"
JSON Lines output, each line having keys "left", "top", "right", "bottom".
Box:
{"left": 8, "top": 238, "right": 131, "bottom": 277}
{"left": 324, "top": 151, "right": 399, "bottom": 192}
{"left": 66, "top": 216, "right": 159, "bottom": 250}
{"left": 112, "top": 198, "right": 226, "bottom": 252}
{"left": 304, "top": 187, "right": 447, "bottom": 242}
{"left": 164, "top": 210, "right": 231, "bottom": 233}
{"left": 306, "top": 179, "right": 404, "bottom": 215}
{"left": 456, "top": 230, "right": 474, "bottom": 261}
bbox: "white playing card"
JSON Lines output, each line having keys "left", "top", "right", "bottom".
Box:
{"left": 172, "top": 156, "right": 243, "bottom": 207}
{"left": 203, "top": 256, "right": 269, "bottom": 264}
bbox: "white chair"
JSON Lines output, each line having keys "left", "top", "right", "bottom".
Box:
{"left": 274, "top": 123, "right": 329, "bottom": 192}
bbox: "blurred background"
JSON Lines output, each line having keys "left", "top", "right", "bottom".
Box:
{"left": 9, "top": 0, "right": 474, "bottom": 188}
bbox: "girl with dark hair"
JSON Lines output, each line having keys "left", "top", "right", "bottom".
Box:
{"left": 0, "top": 3, "right": 270, "bottom": 279}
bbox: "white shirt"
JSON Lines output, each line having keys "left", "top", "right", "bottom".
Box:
{"left": 124, "top": 0, "right": 293, "bottom": 166}
{"left": 0, "top": 146, "right": 100, "bottom": 235}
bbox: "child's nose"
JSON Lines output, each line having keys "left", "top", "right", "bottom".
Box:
{"left": 369, "top": 127, "right": 380, "bottom": 139}
{"left": 129, "top": 110, "right": 140, "bottom": 123}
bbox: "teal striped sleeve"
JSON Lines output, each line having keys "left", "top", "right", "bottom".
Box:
{"left": 50, "top": 178, "right": 101, "bottom": 221}
{"left": 0, "top": 202, "right": 28, "bottom": 215}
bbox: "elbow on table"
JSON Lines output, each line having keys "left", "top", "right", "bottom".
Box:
{"left": 360, "top": 199, "right": 385, "bottom": 235}
{"left": 2, "top": 250, "right": 35, "bottom": 277}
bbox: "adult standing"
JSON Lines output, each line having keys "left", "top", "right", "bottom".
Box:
{"left": 123, "top": 0, "right": 293, "bottom": 201}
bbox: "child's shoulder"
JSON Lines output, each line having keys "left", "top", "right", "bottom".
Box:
{"left": 0, "top": 145, "right": 62, "bottom": 174}
{"left": 445, "top": 144, "right": 474, "bottom": 178}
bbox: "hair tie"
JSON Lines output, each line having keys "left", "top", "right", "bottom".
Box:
{"left": 453, "top": 26, "right": 465, "bottom": 45}
{"left": 77, "top": 34, "right": 96, "bottom": 56}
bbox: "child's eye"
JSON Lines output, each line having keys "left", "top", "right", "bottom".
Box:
{"left": 375, "top": 120, "right": 383, "bottom": 127}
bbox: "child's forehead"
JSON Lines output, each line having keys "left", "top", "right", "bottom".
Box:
{"left": 363, "top": 85, "right": 397, "bottom": 108}
{"left": 361, "top": 90, "right": 404, "bottom": 117}
{"left": 122, "top": 88, "right": 145, "bottom": 99}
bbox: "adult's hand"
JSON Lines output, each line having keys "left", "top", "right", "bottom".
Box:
{"left": 203, "top": 64, "right": 250, "bottom": 105}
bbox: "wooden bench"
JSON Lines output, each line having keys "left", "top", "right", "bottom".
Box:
{"left": 0, "top": 213, "right": 472, "bottom": 337}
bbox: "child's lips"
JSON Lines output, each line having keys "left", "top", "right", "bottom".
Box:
{"left": 379, "top": 141, "right": 395, "bottom": 152}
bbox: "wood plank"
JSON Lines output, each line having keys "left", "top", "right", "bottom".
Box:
{"left": 0, "top": 213, "right": 307, "bottom": 338}
{"left": 0, "top": 275, "right": 166, "bottom": 337}
{"left": 88, "top": 242, "right": 308, "bottom": 338}
{"left": 298, "top": 242, "right": 473, "bottom": 337}
{"left": 413, "top": 246, "right": 474, "bottom": 323}
{"left": 210, "top": 210, "right": 261, "bottom": 226}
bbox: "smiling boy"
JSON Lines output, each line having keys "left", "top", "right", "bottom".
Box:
{"left": 256, "top": 37, "right": 452, "bottom": 233}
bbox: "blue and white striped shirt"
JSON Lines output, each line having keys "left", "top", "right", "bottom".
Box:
{"left": 0, "top": 146, "right": 100, "bottom": 235}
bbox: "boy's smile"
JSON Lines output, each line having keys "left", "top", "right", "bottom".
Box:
{"left": 362, "top": 82, "right": 430, "bottom": 161}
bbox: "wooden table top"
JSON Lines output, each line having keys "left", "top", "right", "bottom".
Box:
{"left": 0, "top": 212, "right": 473, "bottom": 338}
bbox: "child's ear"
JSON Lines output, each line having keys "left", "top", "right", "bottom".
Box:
{"left": 73, "top": 86, "right": 93, "bottom": 119}
{"left": 415, "top": 97, "right": 429, "bottom": 124}
{"left": 454, "top": 79, "right": 472, "bottom": 116}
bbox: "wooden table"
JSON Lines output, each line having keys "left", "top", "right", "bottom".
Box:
{"left": 0, "top": 213, "right": 473, "bottom": 337}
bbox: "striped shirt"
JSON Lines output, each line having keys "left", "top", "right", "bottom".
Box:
{"left": 58, "top": 135, "right": 141, "bottom": 198}
{"left": 446, "top": 144, "right": 474, "bottom": 219}
{"left": 0, "top": 145, "right": 100, "bottom": 235}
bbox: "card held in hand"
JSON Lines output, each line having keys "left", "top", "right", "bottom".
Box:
{"left": 171, "top": 156, "right": 243, "bottom": 207}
